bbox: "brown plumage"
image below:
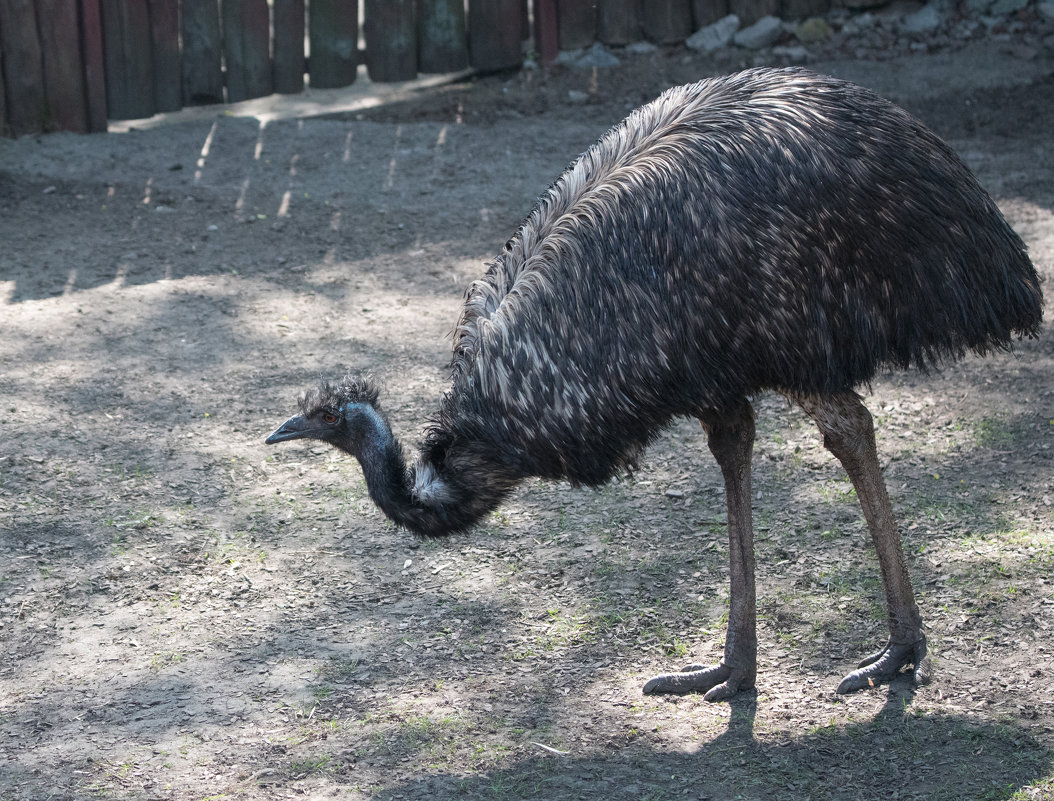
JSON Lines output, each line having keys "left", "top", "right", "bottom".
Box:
{"left": 267, "top": 67, "right": 1042, "bottom": 699}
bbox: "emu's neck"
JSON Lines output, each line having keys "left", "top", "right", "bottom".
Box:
{"left": 340, "top": 403, "right": 515, "bottom": 538}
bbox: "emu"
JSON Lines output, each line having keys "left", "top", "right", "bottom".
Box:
{"left": 267, "top": 67, "right": 1042, "bottom": 700}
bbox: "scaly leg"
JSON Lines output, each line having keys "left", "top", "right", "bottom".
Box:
{"left": 643, "top": 399, "right": 757, "bottom": 701}
{"left": 797, "top": 392, "right": 930, "bottom": 693}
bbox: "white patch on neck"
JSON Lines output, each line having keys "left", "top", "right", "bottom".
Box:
{"left": 411, "top": 459, "right": 452, "bottom": 507}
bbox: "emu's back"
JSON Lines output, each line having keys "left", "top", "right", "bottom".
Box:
{"left": 435, "top": 67, "right": 1043, "bottom": 486}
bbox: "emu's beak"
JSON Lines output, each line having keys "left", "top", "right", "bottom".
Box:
{"left": 265, "top": 415, "right": 312, "bottom": 444}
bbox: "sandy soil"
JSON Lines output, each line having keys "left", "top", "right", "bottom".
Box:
{"left": 2, "top": 30, "right": 1053, "bottom": 801}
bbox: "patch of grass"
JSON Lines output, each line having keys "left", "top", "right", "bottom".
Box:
{"left": 149, "top": 650, "right": 185, "bottom": 670}
{"left": 817, "top": 478, "right": 857, "bottom": 505}
{"left": 370, "top": 711, "right": 469, "bottom": 764}
{"left": 540, "top": 608, "right": 587, "bottom": 648}
{"left": 285, "top": 753, "right": 333, "bottom": 776}
{"left": 316, "top": 656, "right": 360, "bottom": 682}
{"left": 971, "top": 416, "right": 1024, "bottom": 449}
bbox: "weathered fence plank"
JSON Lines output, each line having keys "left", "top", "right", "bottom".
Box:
{"left": 182, "top": 0, "right": 224, "bottom": 104}
{"left": 273, "top": 0, "right": 306, "bottom": 94}
{"left": 534, "top": 0, "right": 560, "bottom": 64}
{"left": 416, "top": 0, "right": 468, "bottom": 73}
{"left": 38, "top": 0, "right": 89, "bottom": 132}
{"left": 309, "top": 0, "right": 359, "bottom": 88}
{"left": 729, "top": 0, "right": 779, "bottom": 26}
{"left": 598, "top": 0, "right": 642, "bottom": 44}
{"left": 0, "top": 0, "right": 47, "bottom": 135}
{"left": 691, "top": 0, "right": 729, "bottom": 27}
{"left": 149, "top": 0, "right": 181, "bottom": 112}
{"left": 364, "top": 0, "right": 417, "bottom": 82}
{"left": 0, "top": 49, "right": 5, "bottom": 136}
{"left": 782, "top": 0, "right": 830, "bottom": 18}
{"left": 100, "top": 0, "right": 155, "bottom": 120}
{"left": 223, "top": 0, "right": 273, "bottom": 102}
{"left": 80, "top": 0, "right": 108, "bottom": 131}
{"left": 641, "top": 0, "right": 693, "bottom": 42}
{"left": 557, "top": 0, "right": 596, "bottom": 50}
{"left": 468, "top": 0, "right": 523, "bottom": 72}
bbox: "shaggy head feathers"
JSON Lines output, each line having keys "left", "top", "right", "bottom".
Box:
{"left": 298, "top": 374, "right": 381, "bottom": 417}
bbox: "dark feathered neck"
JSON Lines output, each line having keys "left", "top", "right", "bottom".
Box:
{"left": 332, "top": 384, "right": 519, "bottom": 538}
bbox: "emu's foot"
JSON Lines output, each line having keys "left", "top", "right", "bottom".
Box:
{"left": 838, "top": 636, "right": 931, "bottom": 694}
{"left": 642, "top": 662, "right": 755, "bottom": 702}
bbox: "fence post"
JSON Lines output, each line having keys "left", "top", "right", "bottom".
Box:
{"left": 598, "top": 0, "right": 641, "bottom": 44}
{"left": 468, "top": 0, "right": 522, "bottom": 72}
{"left": 309, "top": 0, "right": 359, "bottom": 88}
{"left": 640, "top": 0, "right": 693, "bottom": 43}
{"left": 417, "top": 0, "right": 468, "bottom": 73}
{"left": 149, "top": 0, "right": 181, "bottom": 112}
{"left": 0, "top": 0, "right": 46, "bottom": 135}
{"left": 273, "top": 0, "right": 306, "bottom": 94}
{"left": 533, "top": 0, "right": 559, "bottom": 64}
{"left": 364, "top": 0, "right": 417, "bottom": 82}
{"left": 557, "top": 0, "right": 596, "bottom": 50}
{"left": 223, "top": 0, "right": 273, "bottom": 101}
{"left": 727, "top": 0, "right": 778, "bottom": 26}
{"left": 690, "top": 0, "right": 728, "bottom": 26}
{"left": 100, "top": 0, "right": 155, "bottom": 120}
{"left": 0, "top": 45, "right": 5, "bottom": 136}
{"left": 38, "top": 0, "right": 89, "bottom": 132}
{"left": 79, "top": 0, "right": 108, "bottom": 131}
{"left": 182, "top": 0, "right": 224, "bottom": 104}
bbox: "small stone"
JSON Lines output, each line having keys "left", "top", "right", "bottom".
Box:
{"left": 575, "top": 42, "right": 620, "bottom": 68}
{"left": 1008, "top": 43, "right": 1038, "bottom": 59}
{"left": 989, "top": 0, "right": 1028, "bottom": 13}
{"left": 796, "top": 17, "right": 833, "bottom": 43}
{"left": 686, "top": 14, "right": 741, "bottom": 53}
{"left": 554, "top": 48, "right": 585, "bottom": 66}
{"left": 567, "top": 90, "right": 589, "bottom": 104}
{"left": 771, "top": 44, "right": 811, "bottom": 62}
{"left": 734, "top": 15, "right": 783, "bottom": 49}
{"left": 901, "top": 3, "right": 943, "bottom": 33}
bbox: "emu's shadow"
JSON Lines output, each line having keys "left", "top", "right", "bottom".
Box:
{"left": 371, "top": 680, "right": 1049, "bottom": 801}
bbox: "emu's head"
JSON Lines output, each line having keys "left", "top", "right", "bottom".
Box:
{"left": 265, "top": 375, "right": 389, "bottom": 458}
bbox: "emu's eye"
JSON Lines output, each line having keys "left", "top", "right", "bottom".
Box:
{"left": 322, "top": 411, "right": 339, "bottom": 425}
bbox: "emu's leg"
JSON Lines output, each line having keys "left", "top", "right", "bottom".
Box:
{"left": 643, "top": 400, "right": 757, "bottom": 701}
{"left": 797, "top": 392, "right": 930, "bottom": 693}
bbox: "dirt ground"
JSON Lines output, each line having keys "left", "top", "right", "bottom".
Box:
{"left": 2, "top": 26, "right": 1054, "bottom": 801}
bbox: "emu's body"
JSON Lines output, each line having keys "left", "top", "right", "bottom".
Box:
{"left": 267, "top": 67, "right": 1042, "bottom": 699}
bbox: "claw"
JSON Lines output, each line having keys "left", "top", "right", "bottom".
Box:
{"left": 837, "top": 636, "right": 929, "bottom": 694}
{"left": 643, "top": 663, "right": 730, "bottom": 696}
{"left": 643, "top": 662, "right": 754, "bottom": 700}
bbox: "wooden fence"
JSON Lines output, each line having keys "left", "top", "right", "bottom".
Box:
{"left": 0, "top": 0, "right": 824, "bottom": 137}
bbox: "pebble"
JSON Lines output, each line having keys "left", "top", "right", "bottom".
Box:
{"left": 686, "top": 14, "right": 741, "bottom": 53}
{"left": 734, "top": 15, "right": 784, "bottom": 49}
{"left": 796, "top": 17, "right": 835, "bottom": 42}
{"left": 901, "top": 2, "right": 944, "bottom": 32}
